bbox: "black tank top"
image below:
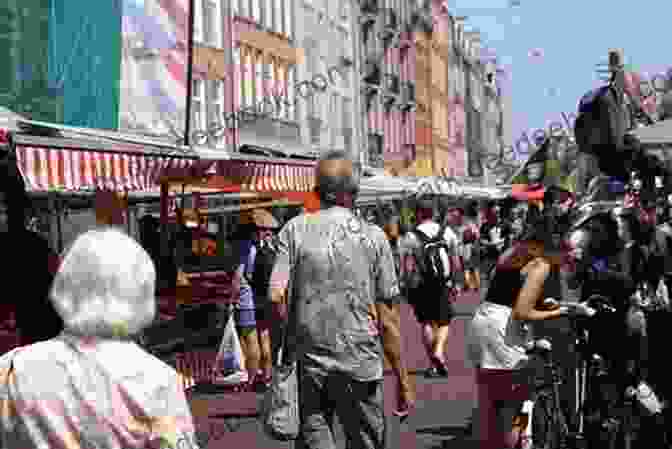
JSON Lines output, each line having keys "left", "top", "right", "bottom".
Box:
{"left": 485, "top": 268, "right": 527, "bottom": 308}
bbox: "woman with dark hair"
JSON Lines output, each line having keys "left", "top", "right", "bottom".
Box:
{"left": 466, "top": 211, "right": 594, "bottom": 449}
{"left": 231, "top": 218, "right": 261, "bottom": 387}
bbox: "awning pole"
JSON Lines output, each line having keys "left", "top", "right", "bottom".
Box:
{"left": 159, "top": 182, "right": 169, "bottom": 279}
{"left": 55, "top": 196, "right": 63, "bottom": 253}
{"left": 184, "top": 0, "right": 196, "bottom": 147}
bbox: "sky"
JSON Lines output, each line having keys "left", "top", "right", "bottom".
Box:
{"left": 446, "top": 0, "right": 672, "bottom": 160}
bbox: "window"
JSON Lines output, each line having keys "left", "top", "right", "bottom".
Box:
{"left": 273, "top": 0, "right": 282, "bottom": 34}
{"left": 277, "top": 64, "right": 287, "bottom": 119}
{"left": 368, "top": 133, "right": 383, "bottom": 167}
{"left": 233, "top": 45, "right": 243, "bottom": 105}
{"left": 287, "top": 0, "right": 294, "bottom": 39}
{"left": 194, "top": 0, "right": 221, "bottom": 47}
{"left": 309, "top": 117, "right": 322, "bottom": 145}
{"left": 254, "top": 51, "right": 263, "bottom": 109}
{"left": 242, "top": 49, "right": 254, "bottom": 108}
{"left": 191, "top": 78, "right": 206, "bottom": 133}
{"left": 281, "top": 0, "right": 288, "bottom": 37}
{"left": 342, "top": 96, "right": 352, "bottom": 150}
{"left": 264, "top": 0, "right": 272, "bottom": 28}
{"left": 306, "top": 41, "right": 317, "bottom": 74}
{"left": 240, "top": 0, "right": 248, "bottom": 17}
{"left": 287, "top": 65, "right": 296, "bottom": 120}
{"left": 330, "top": 93, "right": 340, "bottom": 147}
{"left": 252, "top": 0, "right": 261, "bottom": 23}
{"left": 207, "top": 80, "right": 225, "bottom": 128}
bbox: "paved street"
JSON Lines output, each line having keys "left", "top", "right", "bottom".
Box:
{"left": 186, "top": 289, "right": 579, "bottom": 448}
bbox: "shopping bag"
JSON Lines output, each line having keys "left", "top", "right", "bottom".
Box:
{"left": 261, "top": 356, "right": 299, "bottom": 440}
{"left": 213, "top": 313, "right": 246, "bottom": 377}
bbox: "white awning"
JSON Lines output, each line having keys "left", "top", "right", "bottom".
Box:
{"left": 632, "top": 119, "right": 672, "bottom": 146}
{"left": 414, "top": 176, "right": 509, "bottom": 199}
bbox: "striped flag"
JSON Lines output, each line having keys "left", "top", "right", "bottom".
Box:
{"left": 119, "top": 0, "right": 189, "bottom": 137}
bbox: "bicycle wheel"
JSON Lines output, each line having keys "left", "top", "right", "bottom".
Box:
{"left": 532, "top": 392, "right": 567, "bottom": 449}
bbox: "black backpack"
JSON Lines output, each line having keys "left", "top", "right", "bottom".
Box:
{"left": 252, "top": 240, "right": 278, "bottom": 305}
{"left": 413, "top": 224, "right": 455, "bottom": 291}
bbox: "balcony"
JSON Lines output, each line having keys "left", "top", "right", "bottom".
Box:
{"left": 382, "top": 74, "right": 400, "bottom": 109}
{"left": 379, "top": 9, "right": 400, "bottom": 45}
{"left": 362, "top": 59, "right": 382, "bottom": 85}
{"left": 368, "top": 133, "right": 384, "bottom": 168}
{"left": 400, "top": 82, "right": 416, "bottom": 111}
{"left": 410, "top": 0, "right": 433, "bottom": 34}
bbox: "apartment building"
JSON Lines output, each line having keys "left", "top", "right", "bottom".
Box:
{"left": 295, "top": 0, "right": 357, "bottom": 158}
{"left": 224, "top": 0, "right": 307, "bottom": 154}
{"left": 355, "top": 0, "right": 421, "bottom": 175}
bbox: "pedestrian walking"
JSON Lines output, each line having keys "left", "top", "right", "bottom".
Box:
{"left": 269, "top": 150, "right": 413, "bottom": 449}
{"left": 399, "top": 198, "right": 460, "bottom": 378}
{"left": 462, "top": 202, "right": 482, "bottom": 291}
{"left": 0, "top": 228, "right": 198, "bottom": 449}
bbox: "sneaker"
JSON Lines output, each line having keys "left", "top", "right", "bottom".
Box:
{"left": 425, "top": 366, "right": 449, "bottom": 378}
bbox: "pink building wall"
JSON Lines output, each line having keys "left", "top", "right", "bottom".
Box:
{"left": 369, "top": 21, "right": 416, "bottom": 166}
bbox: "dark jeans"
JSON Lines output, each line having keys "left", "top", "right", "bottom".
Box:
{"left": 295, "top": 365, "right": 385, "bottom": 449}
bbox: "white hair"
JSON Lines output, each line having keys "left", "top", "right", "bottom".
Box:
{"left": 50, "top": 228, "right": 156, "bottom": 338}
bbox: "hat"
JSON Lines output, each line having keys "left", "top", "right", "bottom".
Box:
{"left": 240, "top": 209, "right": 280, "bottom": 229}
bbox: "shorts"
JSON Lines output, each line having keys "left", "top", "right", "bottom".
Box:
{"left": 407, "top": 287, "right": 455, "bottom": 324}
{"left": 235, "top": 307, "right": 256, "bottom": 329}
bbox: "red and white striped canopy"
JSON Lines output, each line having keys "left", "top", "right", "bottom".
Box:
{"left": 15, "top": 145, "right": 195, "bottom": 193}
{"left": 210, "top": 158, "right": 316, "bottom": 192}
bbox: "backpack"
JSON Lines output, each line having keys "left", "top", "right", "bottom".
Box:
{"left": 252, "top": 240, "right": 278, "bottom": 306}
{"left": 412, "top": 224, "right": 455, "bottom": 292}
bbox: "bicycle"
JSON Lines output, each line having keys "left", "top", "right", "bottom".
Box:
{"left": 566, "top": 294, "right": 668, "bottom": 449}
{"left": 522, "top": 337, "right": 572, "bottom": 449}
{"left": 522, "top": 296, "right": 612, "bottom": 449}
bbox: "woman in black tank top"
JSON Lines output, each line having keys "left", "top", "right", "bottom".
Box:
{"left": 467, "top": 217, "right": 593, "bottom": 449}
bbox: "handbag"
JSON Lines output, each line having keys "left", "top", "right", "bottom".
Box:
{"left": 260, "top": 272, "right": 299, "bottom": 441}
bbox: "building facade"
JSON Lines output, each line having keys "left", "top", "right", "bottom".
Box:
{"left": 295, "top": 0, "right": 358, "bottom": 159}
{"left": 355, "top": 0, "right": 422, "bottom": 175}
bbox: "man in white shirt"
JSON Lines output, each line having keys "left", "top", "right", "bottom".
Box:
{"left": 399, "top": 199, "right": 460, "bottom": 377}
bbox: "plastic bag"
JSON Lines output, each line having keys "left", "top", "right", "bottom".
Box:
{"left": 212, "top": 312, "right": 246, "bottom": 383}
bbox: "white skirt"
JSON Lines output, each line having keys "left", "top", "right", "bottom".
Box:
{"left": 466, "top": 301, "right": 533, "bottom": 370}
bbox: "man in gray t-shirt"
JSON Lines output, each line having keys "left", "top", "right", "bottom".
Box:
{"left": 270, "top": 151, "right": 413, "bottom": 449}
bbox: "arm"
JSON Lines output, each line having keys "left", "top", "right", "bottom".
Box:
{"left": 269, "top": 224, "right": 293, "bottom": 321}
{"left": 512, "top": 260, "right": 567, "bottom": 321}
{"left": 372, "top": 231, "right": 409, "bottom": 390}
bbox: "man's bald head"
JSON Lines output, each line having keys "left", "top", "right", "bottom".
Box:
{"left": 315, "top": 150, "right": 359, "bottom": 207}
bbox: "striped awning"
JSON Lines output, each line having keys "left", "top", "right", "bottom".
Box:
{"left": 206, "top": 158, "right": 316, "bottom": 193}
{"left": 15, "top": 145, "right": 195, "bottom": 193}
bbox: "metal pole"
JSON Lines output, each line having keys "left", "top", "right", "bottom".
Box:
{"left": 184, "top": 0, "right": 196, "bottom": 147}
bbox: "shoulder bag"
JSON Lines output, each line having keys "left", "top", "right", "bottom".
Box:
{"left": 261, "top": 268, "right": 299, "bottom": 441}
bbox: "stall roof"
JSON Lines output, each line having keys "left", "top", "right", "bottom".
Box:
{"left": 7, "top": 120, "right": 198, "bottom": 193}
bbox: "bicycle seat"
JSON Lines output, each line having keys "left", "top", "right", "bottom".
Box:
{"left": 525, "top": 338, "right": 552, "bottom": 356}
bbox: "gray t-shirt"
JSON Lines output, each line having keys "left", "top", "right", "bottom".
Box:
{"left": 272, "top": 206, "right": 400, "bottom": 381}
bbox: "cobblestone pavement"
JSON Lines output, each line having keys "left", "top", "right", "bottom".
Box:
{"left": 187, "top": 290, "right": 579, "bottom": 448}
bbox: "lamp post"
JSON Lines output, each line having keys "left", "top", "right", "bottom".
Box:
{"left": 183, "top": 0, "right": 196, "bottom": 147}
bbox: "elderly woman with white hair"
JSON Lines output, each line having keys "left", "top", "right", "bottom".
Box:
{"left": 0, "top": 228, "right": 199, "bottom": 449}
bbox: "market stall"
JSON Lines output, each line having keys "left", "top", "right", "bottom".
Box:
{"left": 0, "top": 118, "right": 199, "bottom": 354}
{"left": 144, "top": 148, "right": 319, "bottom": 389}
